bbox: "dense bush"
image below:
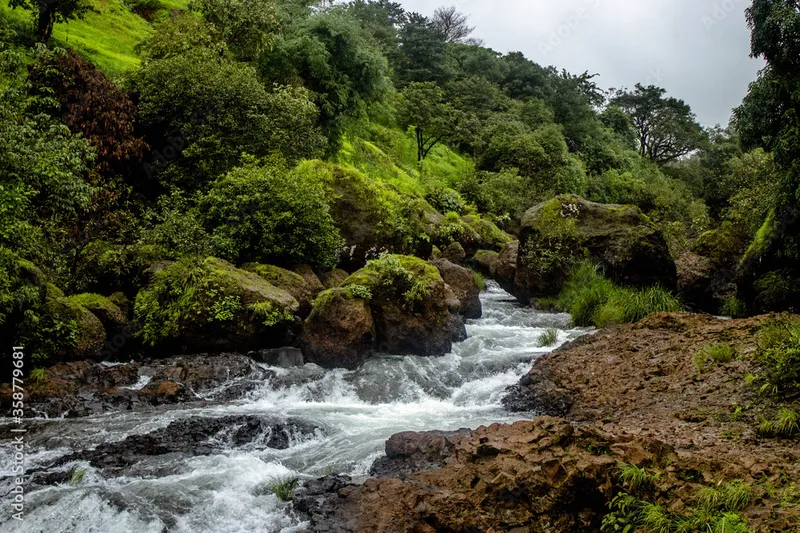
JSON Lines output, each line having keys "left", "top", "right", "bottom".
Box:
{"left": 556, "top": 262, "right": 683, "bottom": 328}
{"left": 131, "top": 22, "right": 326, "bottom": 188}
{"left": 757, "top": 319, "right": 800, "bottom": 400}
{"left": 199, "top": 159, "right": 342, "bottom": 268}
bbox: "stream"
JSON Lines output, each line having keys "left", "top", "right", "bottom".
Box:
{"left": 0, "top": 281, "right": 588, "bottom": 532}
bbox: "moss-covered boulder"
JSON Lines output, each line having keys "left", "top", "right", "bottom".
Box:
{"left": 461, "top": 215, "right": 515, "bottom": 251}
{"left": 292, "top": 264, "right": 325, "bottom": 297}
{"left": 134, "top": 257, "right": 300, "bottom": 353}
{"left": 320, "top": 269, "right": 350, "bottom": 289}
{"left": 442, "top": 241, "right": 466, "bottom": 264}
{"left": 343, "top": 255, "right": 460, "bottom": 356}
{"left": 515, "top": 195, "right": 677, "bottom": 302}
{"left": 243, "top": 263, "right": 317, "bottom": 318}
{"left": 65, "top": 294, "right": 126, "bottom": 333}
{"left": 302, "top": 255, "right": 462, "bottom": 367}
{"left": 301, "top": 288, "right": 376, "bottom": 370}
{"left": 471, "top": 250, "right": 499, "bottom": 277}
{"left": 432, "top": 259, "right": 482, "bottom": 319}
{"left": 60, "top": 300, "right": 107, "bottom": 360}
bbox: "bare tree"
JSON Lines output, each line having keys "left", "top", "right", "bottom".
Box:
{"left": 432, "top": 6, "right": 475, "bottom": 43}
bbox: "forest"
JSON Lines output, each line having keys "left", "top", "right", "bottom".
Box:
{"left": 0, "top": 0, "right": 799, "bottom": 531}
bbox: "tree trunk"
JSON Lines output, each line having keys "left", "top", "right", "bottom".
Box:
{"left": 36, "top": 4, "right": 56, "bottom": 42}
{"left": 416, "top": 129, "right": 424, "bottom": 162}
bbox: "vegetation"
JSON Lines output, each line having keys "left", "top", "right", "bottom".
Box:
{"left": 556, "top": 263, "right": 683, "bottom": 328}
{"left": 536, "top": 328, "right": 559, "bottom": 348}
{"left": 756, "top": 319, "right": 800, "bottom": 399}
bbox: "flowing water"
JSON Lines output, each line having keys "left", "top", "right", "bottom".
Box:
{"left": 0, "top": 282, "right": 588, "bottom": 533}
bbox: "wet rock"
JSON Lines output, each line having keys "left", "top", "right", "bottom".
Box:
{"left": 492, "top": 241, "right": 519, "bottom": 295}
{"left": 433, "top": 259, "right": 482, "bottom": 319}
{"left": 302, "top": 289, "right": 376, "bottom": 370}
{"left": 369, "top": 429, "right": 471, "bottom": 479}
{"left": 676, "top": 252, "right": 735, "bottom": 314}
{"left": 54, "top": 415, "right": 320, "bottom": 474}
{"left": 515, "top": 195, "right": 677, "bottom": 303}
{"left": 293, "top": 264, "right": 325, "bottom": 296}
{"left": 248, "top": 347, "right": 304, "bottom": 368}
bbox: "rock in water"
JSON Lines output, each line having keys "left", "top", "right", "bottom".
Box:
{"left": 514, "top": 195, "right": 676, "bottom": 303}
{"left": 432, "top": 259, "right": 482, "bottom": 319}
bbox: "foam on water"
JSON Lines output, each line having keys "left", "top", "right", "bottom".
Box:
{"left": 0, "top": 281, "right": 588, "bottom": 532}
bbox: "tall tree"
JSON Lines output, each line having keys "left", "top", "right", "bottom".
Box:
{"left": 395, "top": 12, "right": 451, "bottom": 86}
{"left": 9, "top": 0, "right": 92, "bottom": 42}
{"left": 396, "top": 82, "right": 460, "bottom": 161}
{"left": 611, "top": 84, "right": 706, "bottom": 165}
{"left": 431, "top": 5, "right": 475, "bottom": 44}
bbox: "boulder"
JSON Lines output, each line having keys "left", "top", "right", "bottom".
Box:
{"left": 492, "top": 241, "right": 519, "bottom": 295}
{"left": 343, "top": 255, "right": 460, "bottom": 357}
{"left": 301, "top": 288, "right": 376, "bottom": 370}
{"left": 515, "top": 195, "right": 677, "bottom": 302}
{"left": 65, "top": 293, "right": 127, "bottom": 338}
{"left": 134, "top": 257, "right": 300, "bottom": 353}
{"left": 56, "top": 297, "right": 107, "bottom": 360}
{"left": 441, "top": 241, "right": 466, "bottom": 264}
{"left": 675, "top": 252, "right": 734, "bottom": 314}
{"left": 369, "top": 429, "right": 472, "bottom": 479}
{"left": 432, "top": 259, "right": 482, "bottom": 319}
{"left": 470, "top": 249, "right": 499, "bottom": 276}
{"left": 244, "top": 263, "right": 318, "bottom": 318}
{"left": 248, "top": 347, "right": 304, "bottom": 368}
{"left": 292, "top": 264, "right": 325, "bottom": 297}
{"left": 320, "top": 268, "right": 350, "bottom": 289}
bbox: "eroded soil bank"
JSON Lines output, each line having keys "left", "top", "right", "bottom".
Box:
{"left": 296, "top": 313, "right": 800, "bottom": 532}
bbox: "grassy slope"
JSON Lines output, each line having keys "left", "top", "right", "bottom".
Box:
{"left": 0, "top": 0, "right": 187, "bottom": 78}
{"left": 337, "top": 124, "right": 474, "bottom": 197}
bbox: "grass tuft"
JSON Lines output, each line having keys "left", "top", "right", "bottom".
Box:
{"left": 617, "top": 463, "right": 652, "bottom": 492}
{"left": 536, "top": 328, "right": 559, "bottom": 348}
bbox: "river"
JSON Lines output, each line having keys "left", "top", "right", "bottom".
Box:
{"left": 0, "top": 281, "right": 588, "bottom": 532}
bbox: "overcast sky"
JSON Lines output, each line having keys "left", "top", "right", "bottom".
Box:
{"left": 395, "top": 0, "right": 765, "bottom": 127}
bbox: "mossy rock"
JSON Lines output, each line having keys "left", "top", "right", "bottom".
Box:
{"left": 134, "top": 257, "right": 300, "bottom": 353}
{"left": 471, "top": 250, "right": 499, "bottom": 277}
{"left": 66, "top": 294, "right": 127, "bottom": 332}
{"left": 243, "top": 263, "right": 317, "bottom": 318}
{"left": 340, "top": 255, "right": 459, "bottom": 357}
{"left": 320, "top": 269, "right": 350, "bottom": 289}
{"left": 74, "top": 241, "right": 162, "bottom": 296}
{"left": 432, "top": 259, "right": 482, "bottom": 319}
{"left": 442, "top": 242, "right": 466, "bottom": 264}
{"left": 48, "top": 297, "right": 107, "bottom": 361}
{"left": 461, "top": 215, "right": 514, "bottom": 251}
{"left": 515, "top": 195, "right": 676, "bottom": 302}
{"left": 302, "top": 288, "right": 376, "bottom": 370}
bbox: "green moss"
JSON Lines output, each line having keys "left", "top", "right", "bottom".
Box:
{"left": 342, "top": 254, "right": 441, "bottom": 312}
{"left": 461, "top": 214, "right": 514, "bottom": 249}
{"left": 742, "top": 208, "right": 777, "bottom": 265}
{"left": 134, "top": 256, "right": 299, "bottom": 347}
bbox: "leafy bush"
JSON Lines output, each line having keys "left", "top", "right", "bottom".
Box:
{"left": 200, "top": 159, "right": 342, "bottom": 268}
{"left": 343, "top": 254, "right": 440, "bottom": 312}
{"left": 426, "top": 187, "right": 466, "bottom": 215}
{"left": 756, "top": 319, "right": 800, "bottom": 399}
{"left": 557, "top": 262, "right": 683, "bottom": 328}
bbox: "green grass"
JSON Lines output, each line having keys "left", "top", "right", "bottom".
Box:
{"left": 472, "top": 270, "right": 486, "bottom": 292}
{"left": 759, "top": 408, "right": 800, "bottom": 438}
{"left": 266, "top": 476, "right": 298, "bottom": 502}
{"left": 1, "top": 0, "right": 187, "bottom": 77}
{"left": 536, "top": 327, "right": 559, "bottom": 348}
{"left": 557, "top": 262, "right": 684, "bottom": 328}
{"left": 694, "top": 343, "right": 736, "bottom": 374}
{"left": 617, "top": 463, "right": 652, "bottom": 492}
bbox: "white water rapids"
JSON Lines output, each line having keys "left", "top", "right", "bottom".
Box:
{"left": 0, "top": 282, "right": 588, "bottom": 533}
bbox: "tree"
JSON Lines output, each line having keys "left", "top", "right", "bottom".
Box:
{"left": 431, "top": 6, "right": 475, "bottom": 44}
{"left": 395, "top": 12, "right": 451, "bottom": 85}
{"left": 188, "top": 0, "right": 280, "bottom": 60}
{"left": 9, "top": 0, "right": 92, "bottom": 42}
{"left": 396, "top": 82, "right": 460, "bottom": 161}
{"left": 260, "top": 12, "right": 390, "bottom": 150}
{"left": 611, "top": 84, "right": 706, "bottom": 165}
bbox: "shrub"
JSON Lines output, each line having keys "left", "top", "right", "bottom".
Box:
{"left": 557, "top": 262, "right": 683, "bottom": 328}
{"left": 756, "top": 319, "right": 800, "bottom": 399}
{"left": 200, "top": 159, "right": 342, "bottom": 268}
{"left": 426, "top": 187, "right": 466, "bottom": 215}
{"left": 343, "top": 254, "right": 440, "bottom": 313}
{"left": 721, "top": 296, "right": 748, "bottom": 318}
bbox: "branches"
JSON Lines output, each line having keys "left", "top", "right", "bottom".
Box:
{"left": 432, "top": 5, "right": 475, "bottom": 43}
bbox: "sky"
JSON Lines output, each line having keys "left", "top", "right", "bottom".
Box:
{"left": 395, "top": 0, "right": 766, "bottom": 127}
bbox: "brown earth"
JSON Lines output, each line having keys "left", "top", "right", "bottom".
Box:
{"left": 295, "top": 313, "right": 800, "bottom": 533}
